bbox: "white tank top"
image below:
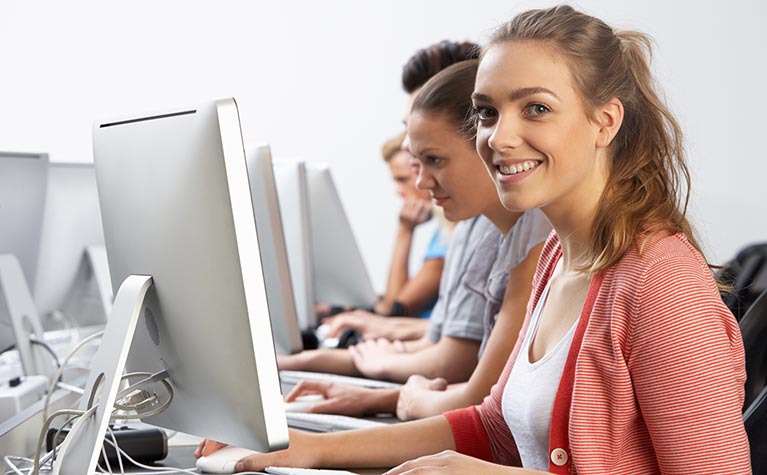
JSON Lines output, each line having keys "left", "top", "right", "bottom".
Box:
{"left": 501, "top": 277, "right": 578, "bottom": 471}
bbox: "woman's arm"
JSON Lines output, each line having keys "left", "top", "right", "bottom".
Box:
{"left": 231, "top": 417, "right": 457, "bottom": 472}
{"left": 277, "top": 348, "right": 360, "bottom": 376}
{"left": 628, "top": 254, "right": 751, "bottom": 472}
{"left": 396, "top": 244, "right": 542, "bottom": 419}
{"left": 384, "top": 258, "right": 444, "bottom": 316}
{"left": 377, "top": 197, "right": 434, "bottom": 314}
{"left": 350, "top": 336, "right": 479, "bottom": 383}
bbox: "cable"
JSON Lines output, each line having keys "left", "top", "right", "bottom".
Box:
{"left": 38, "top": 370, "right": 174, "bottom": 474}
{"left": 101, "top": 436, "right": 200, "bottom": 475}
{"left": 42, "top": 330, "right": 104, "bottom": 421}
{"left": 3, "top": 455, "right": 31, "bottom": 475}
{"left": 106, "top": 426, "right": 125, "bottom": 475}
{"left": 29, "top": 336, "right": 61, "bottom": 369}
{"left": 33, "top": 408, "right": 90, "bottom": 475}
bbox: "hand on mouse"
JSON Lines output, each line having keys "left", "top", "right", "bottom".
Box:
{"left": 286, "top": 380, "right": 399, "bottom": 417}
{"left": 232, "top": 430, "right": 320, "bottom": 473}
{"left": 194, "top": 439, "right": 228, "bottom": 458}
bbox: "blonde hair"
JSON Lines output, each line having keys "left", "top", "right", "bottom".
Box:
{"left": 487, "top": 5, "right": 703, "bottom": 273}
{"left": 381, "top": 132, "right": 407, "bottom": 162}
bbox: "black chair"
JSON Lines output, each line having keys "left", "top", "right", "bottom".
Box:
{"left": 740, "top": 289, "right": 767, "bottom": 411}
{"left": 721, "top": 243, "right": 767, "bottom": 321}
{"left": 744, "top": 384, "right": 767, "bottom": 475}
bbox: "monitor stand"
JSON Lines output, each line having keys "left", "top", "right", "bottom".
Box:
{"left": 0, "top": 254, "right": 54, "bottom": 378}
{"left": 58, "top": 245, "right": 113, "bottom": 326}
{"left": 53, "top": 274, "right": 153, "bottom": 475}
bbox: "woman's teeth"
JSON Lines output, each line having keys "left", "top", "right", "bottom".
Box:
{"left": 498, "top": 160, "right": 540, "bottom": 176}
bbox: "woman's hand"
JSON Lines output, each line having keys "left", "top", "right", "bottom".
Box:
{"left": 396, "top": 375, "right": 448, "bottom": 421}
{"left": 349, "top": 338, "right": 406, "bottom": 379}
{"left": 195, "top": 431, "right": 322, "bottom": 473}
{"left": 194, "top": 439, "right": 227, "bottom": 458}
{"left": 285, "top": 379, "right": 398, "bottom": 417}
{"left": 399, "top": 196, "right": 432, "bottom": 230}
{"left": 385, "top": 450, "right": 535, "bottom": 474}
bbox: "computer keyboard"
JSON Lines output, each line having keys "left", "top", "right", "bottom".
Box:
{"left": 286, "top": 412, "right": 386, "bottom": 432}
{"left": 279, "top": 370, "right": 402, "bottom": 389}
{"left": 266, "top": 468, "right": 359, "bottom": 475}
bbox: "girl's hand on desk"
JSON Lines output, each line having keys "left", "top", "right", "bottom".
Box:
{"left": 349, "top": 339, "right": 405, "bottom": 379}
{"left": 396, "top": 375, "right": 447, "bottom": 421}
{"left": 285, "top": 379, "right": 396, "bottom": 417}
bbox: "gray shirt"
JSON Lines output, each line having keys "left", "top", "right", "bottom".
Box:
{"left": 426, "top": 215, "right": 500, "bottom": 342}
{"left": 478, "top": 208, "right": 552, "bottom": 357}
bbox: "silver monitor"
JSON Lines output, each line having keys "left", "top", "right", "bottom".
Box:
{"left": 273, "top": 160, "right": 317, "bottom": 330}
{"left": 305, "top": 163, "right": 377, "bottom": 308}
{"left": 33, "top": 163, "right": 112, "bottom": 328}
{"left": 0, "top": 152, "right": 48, "bottom": 288}
{"left": 0, "top": 152, "right": 52, "bottom": 377}
{"left": 246, "top": 145, "right": 303, "bottom": 355}
{"left": 55, "top": 98, "right": 288, "bottom": 474}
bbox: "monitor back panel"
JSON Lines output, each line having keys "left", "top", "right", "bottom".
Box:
{"left": 305, "top": 164, "right": 376, "bottom": 307}
{"left": 92, "top": 99, "right": 288, "bottom": 452}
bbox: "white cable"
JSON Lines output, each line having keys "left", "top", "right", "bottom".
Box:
{"left": 3, "top": 455, "right": 31, "bottom": 475}
{"left": 101, "top": 437, "right": 200, "bottom": 475}
{"left": 42, "top": 330, "right": 104, "bottom": 421}
{"left": 106, "top": 425, "right": 125, "bottom": 475}
{"left": 33, "top": 408, "right": 89, "bottom": 475}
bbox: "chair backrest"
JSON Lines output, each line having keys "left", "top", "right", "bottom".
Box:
{"left": 744, "top": 384, "right": 767, "bottom": 475}
{"left": 721, "top": 243, "right": 767, "bottom": 321}
{"left": 740, "top": 289, "right": 767, "bottom": 411}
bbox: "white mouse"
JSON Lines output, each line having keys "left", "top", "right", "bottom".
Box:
{"left": 196, "top": 446, "right": 259, "bottom": 473}
{"left": 284, "top": 393, "right": 327, "bottom": 413}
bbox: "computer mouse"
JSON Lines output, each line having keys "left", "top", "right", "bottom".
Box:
{"left": 337, "top": 328, "right": 362, "bottom": 349}
{"left": 196, "top": 446, "right": 259, "bottom": 473}
{"left": 284, "top": 393, "right": 327, "bottom": 413}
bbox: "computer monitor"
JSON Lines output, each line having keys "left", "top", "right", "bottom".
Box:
{"left": 33, "top": 162, "right": 112, "bottom": 328}
{"left": 272, "top": 159, "right": 317, "bottom": 330}
{"left": 246, "top": 145, "right": 303, "bottom": 355}
{"left": 0, "top": 151, "right": 53, "bottom": 377}
{"left": 305, "top": 163, "right": 377, "bottom": 308}
{"left": 55, "top": 98, "right": 288, "bottom": 474}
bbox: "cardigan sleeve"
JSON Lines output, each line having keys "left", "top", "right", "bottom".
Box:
{"left": 627, "top": 250, "right": 751, "bottom": 473}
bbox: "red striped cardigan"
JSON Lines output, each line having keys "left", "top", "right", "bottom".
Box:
{"left": 444, "top": 232, "right": 751, "bottom": 474}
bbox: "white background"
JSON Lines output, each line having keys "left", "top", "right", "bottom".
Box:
{"left": 1, "top": 0, "right": 765, "bottom": 292}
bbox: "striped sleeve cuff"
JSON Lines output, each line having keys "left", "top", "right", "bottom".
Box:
{"left": 444, "top": 407, "right": 494, "bottom": 462}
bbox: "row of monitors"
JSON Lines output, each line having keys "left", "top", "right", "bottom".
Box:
{"left": 1, "top": 111, "right": 376, "bottom": 368}
{"left": 2, "top": 99, "right": 379, "bottom": 469}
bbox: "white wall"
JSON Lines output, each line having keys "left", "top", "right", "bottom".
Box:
{"left": 1, "top": 0, "right": 765, "bottom": 291}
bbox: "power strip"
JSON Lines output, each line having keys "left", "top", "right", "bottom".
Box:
{"left": 0, "top": 374, "right": 48, "bottom": 421}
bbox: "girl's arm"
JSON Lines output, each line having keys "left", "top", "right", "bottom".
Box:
{"left": 396, "top": 243, "right": 541, "bottom": 419}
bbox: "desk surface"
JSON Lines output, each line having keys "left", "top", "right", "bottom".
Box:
{"left": 149, "top": 445, "right": 386, "bottom": 475}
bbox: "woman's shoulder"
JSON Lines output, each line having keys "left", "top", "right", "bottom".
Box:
{"left": 613, "top": 232, "right": 711, "bottom": 280}
{"left": 605, "top": 232, "right": 724, "bottom": 320}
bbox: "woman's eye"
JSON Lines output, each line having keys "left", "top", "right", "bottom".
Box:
{"left": 426, "top": 156, "right": 443, "bottom": 166}
{"left": 525, "top": 103, "right": 551, "bottom": 116}
{"left": 474, "top": 106, "right": 496, "bottom": 121}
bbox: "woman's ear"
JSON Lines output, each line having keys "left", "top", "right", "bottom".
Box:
{"left": 595, "top": 97, "right": 624, "bottom": 148}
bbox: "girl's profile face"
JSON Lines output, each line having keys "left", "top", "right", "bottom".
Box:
{"left": 472, "top": 40, "right": 610, "bottom": 217}
{"left": 388, "top": 149, "right": 430, "bottom": 201}
{"left": 407, "top": 110, "right": 497, "bottom": 222}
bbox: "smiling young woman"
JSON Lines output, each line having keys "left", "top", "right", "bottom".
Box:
{"left": 197, "top": 6, "right": 750, "bottom": 474}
